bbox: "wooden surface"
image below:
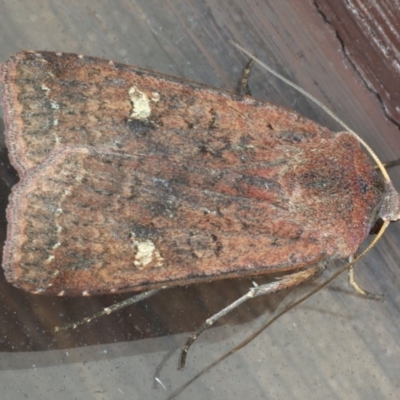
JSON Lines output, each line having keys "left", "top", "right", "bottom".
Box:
{"left": 0, "top": 1, "right": 400, "bottom": 399}
{"left": 315, "top": 0, "right": 400, "bottom": 126}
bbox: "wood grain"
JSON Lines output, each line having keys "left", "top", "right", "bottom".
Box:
{"left": 0, "top": 1, "right": 399, "bottom": 399}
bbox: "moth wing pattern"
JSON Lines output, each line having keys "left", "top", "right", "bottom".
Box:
{"left": 0, "top": 51, "right": 385, "bottom": 294}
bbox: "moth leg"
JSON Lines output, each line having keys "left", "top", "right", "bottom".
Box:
{"left": 54, "top": 288, "right": 162, "bottom": 332}
{"left": 348, "top": 266, "right": 383, "bottom": 301}
{"left": 237, "top": 58, "right": 255, "bottom": 96}
{"left": 179, "top": 264, "right": 324, "bottom": 369}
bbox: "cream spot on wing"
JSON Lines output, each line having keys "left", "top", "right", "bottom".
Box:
{"left": 50, "top": 101, "right": 60, "bottom": 110}
{"left": 128, "top": 86, "right": 151, "bottom": 120}
{"left": 41, "top": 84, "right": 51, "bottom": 93}
{"left": 151, "top": 92, "right": 160, "bottom": 102}
{"left": 131, "top": 235, "right": 164, "bottom": 269}
{"left": 45, "top": 255, "right": 55, "bottom": 263}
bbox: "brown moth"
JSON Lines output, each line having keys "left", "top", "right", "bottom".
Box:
{"left": 0, "top": 50, "right": 399, "bottom": 302}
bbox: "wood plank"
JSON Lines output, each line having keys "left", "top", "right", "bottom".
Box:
{"left": 0, "top": 1, "right": 399, "bottom": 399}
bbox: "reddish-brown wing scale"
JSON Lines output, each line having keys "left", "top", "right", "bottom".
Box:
{"left": 0, "top": 51, "right": 385, "bottom": 295}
